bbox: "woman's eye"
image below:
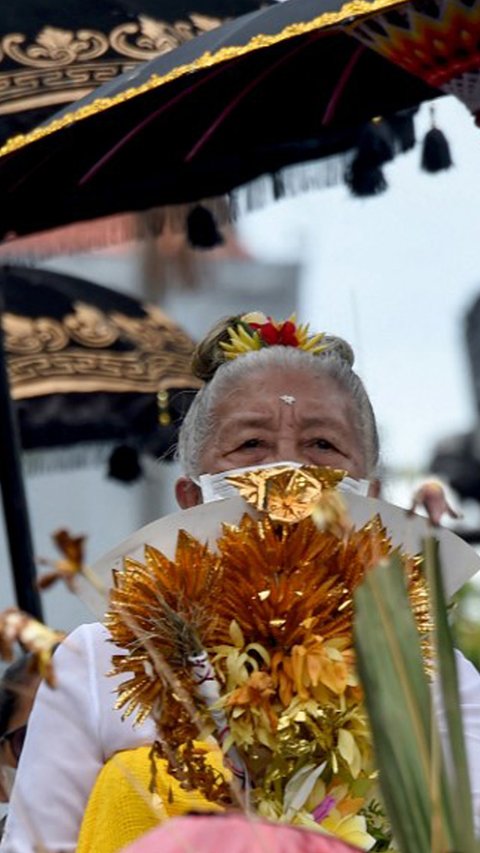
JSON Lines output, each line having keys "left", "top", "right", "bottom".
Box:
{"left": 311, "top": 438, "right": 335, "bottom": 451}
{"left": 239, "top": 438, "right": 262, "bottom": 449}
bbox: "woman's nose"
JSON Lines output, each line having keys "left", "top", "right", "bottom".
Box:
{"left": 275, "top": 436, "right": 301, "bottom": 463}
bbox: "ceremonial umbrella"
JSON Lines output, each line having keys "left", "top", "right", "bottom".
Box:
{"left": 0, "top": 0, "right": 441, "bottom": 241}
{"left": 0, "top": 0, "right": 274, "bottom": 257}
{"left": 0, "top": 264, "right": 200, "bottom": 618}
{"left": 0, "top": 0, "right": 269, "bottom": 144}
{"left": 3, "top": 265, "right": 200, "bottom": 457}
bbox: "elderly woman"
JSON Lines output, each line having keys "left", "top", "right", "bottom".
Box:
{"left": 1, "top": 314, "right": 479, "bottom": 853}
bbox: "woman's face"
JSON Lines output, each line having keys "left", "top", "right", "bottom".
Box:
{"left": 200, "top": 367, "right": 367, "bottom": 479}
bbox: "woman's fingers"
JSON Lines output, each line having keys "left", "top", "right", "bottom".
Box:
{"left": 408, "top": 481, "right": 461, "bottom": 527}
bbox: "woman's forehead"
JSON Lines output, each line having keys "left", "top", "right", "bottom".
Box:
{"left": 213, "top": 367, "right": 356, "bottom": 426}
{"left": 228, "top": 362, "right": 327, "bottom": 386}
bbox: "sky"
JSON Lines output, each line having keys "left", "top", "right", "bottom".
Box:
{"left": 237, "top": 96, "right": 480, "bottom": 479}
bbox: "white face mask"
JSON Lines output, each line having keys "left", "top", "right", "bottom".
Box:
{"left": 0, "top": 764, "right": 16, "bottom": 801}
{"left": 194, "top": 461, "right": 370, "bottom": 504}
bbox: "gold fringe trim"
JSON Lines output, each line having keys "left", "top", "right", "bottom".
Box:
{"left": 0, "top": 0, "right": 406, "bottom": 160}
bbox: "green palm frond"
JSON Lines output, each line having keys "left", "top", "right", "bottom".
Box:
{"left": 354, "top": 544, "right": 479, "bottom": 853}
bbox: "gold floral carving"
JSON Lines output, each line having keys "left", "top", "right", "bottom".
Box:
{"left": 3, "top": 303, "right": 201, "bottom": 399}
{"left": 0, "top": 15, "right": 225, "bottom": 119}
{"left": 2, "top": 28, "right": 109, "bottom": 69}
{"left": 63, "top": 304, "right": 119, "bottom": 348}
{"left": 3, "top": 313, "right": 69, "bottom": 354}
{"left": 109, "top": 14, "right": 223, "bottom": 60}
{"left": 190, "top": 14, "right": 227, "bottom": 34}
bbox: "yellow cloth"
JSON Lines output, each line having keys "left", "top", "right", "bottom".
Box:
{"left": 77, "top": 744, "right": 225, "bottom": 853}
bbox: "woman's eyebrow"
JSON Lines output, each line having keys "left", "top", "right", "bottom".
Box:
{"left": 300, "top": 415, "right": 345, "bottom": 428}
{"left": 217, "top": 413, "right": 273, "bottom": 432}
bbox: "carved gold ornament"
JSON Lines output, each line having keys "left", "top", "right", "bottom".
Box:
{"left": 2, "top": 28, "right": 108, "bottom": 69}
{"left": 3, "top": 303, "right": 201, "bottom": 399}
{"left": 227, "top": 465, "right": 346, "bottom": 523}
{"left": 0, "top": 14, "right": 224, "bottom": 121}
{"left": 110, "top": 14, "right": 223, "bottom": 61}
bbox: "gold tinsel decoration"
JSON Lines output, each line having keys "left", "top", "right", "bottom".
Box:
{"left": 106, "top": 530, "right": 223, "bottom": 724}
{"left": 105, "top": 467, "right": 431, "bottom": 824}
{"left": 227, "top": 465, "right": 346, "bottom": 523}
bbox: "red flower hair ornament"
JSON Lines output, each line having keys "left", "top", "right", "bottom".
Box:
{"left": 220, "top": 313, "right": 327, "bottom": 361}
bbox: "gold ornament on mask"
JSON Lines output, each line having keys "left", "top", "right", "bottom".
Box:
{"left": 227, "top": 464, "right": 346, "bottom": 523}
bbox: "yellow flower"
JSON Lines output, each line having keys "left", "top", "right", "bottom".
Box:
{"left": 226, "top": 670, "right": 277, "bottom": 731}
{"left": 292, "top": 636, "right": 350, "bottom": 698}
{"left": 270, "top": 632, "right": 353, "bottom": 707}
{"left": 337, "top": 728, "right": 363, "bottom": 779}
{"left": 320, "top": 809, "right": 376, "bottom": 851}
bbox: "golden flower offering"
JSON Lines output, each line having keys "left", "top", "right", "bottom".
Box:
{"left": 38, "top": 529, "right": 88, "bottom": 591}
{"left": 106, "top": 466, "right": 432, "bottom": 850}
{"left": 38, "top": 528, "right": 106, "bottom": 595}
{"left": 0, "top": 607, "right": 65, "bottom": 686}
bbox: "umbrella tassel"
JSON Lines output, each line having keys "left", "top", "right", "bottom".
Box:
{"left": 107, "top": 445, "right": 143, "bottom": 484}
{"left": 421, "top": 106, "right": 453, "bottom": 173}
{"left": 344, "top": 117, "right": 394, "bottom": 197}
{"left": 186, "top": 206, "right": 224, "bottom": 249}
{"left": 388, "top": 107, "right": 417, "bottom": 153}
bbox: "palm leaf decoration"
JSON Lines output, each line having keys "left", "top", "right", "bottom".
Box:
{"left": 354, "top": 542, "right": 479, "bottom": 853}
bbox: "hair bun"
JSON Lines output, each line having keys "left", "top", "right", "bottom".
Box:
{"left": 191, "top": 319, "right": 356, "bottom": 381}
{"left": 191, "top": 315, "right": 241, "bottom": 382}
{"left": 321, "top": 335, "right": 355, "bottom": 367}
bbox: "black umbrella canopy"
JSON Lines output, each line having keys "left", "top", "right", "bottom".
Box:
{"left": 1, "top": 265, "right": 201, "bottom": 460}
{"left": 0, "top": 0, "right": 440, "bottom": 240}
{"left": 0, "top": 263, "right": 201, "bottom": 619}
{"left": 0, "top": 0, "right": 269, "bottom": 143}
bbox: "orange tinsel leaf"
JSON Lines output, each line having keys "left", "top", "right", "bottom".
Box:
{"left": 38, "top": 529, "right": 87, "bottom": 591}
{"left": 106, "top": 531, "right": 223, "bottom": 723}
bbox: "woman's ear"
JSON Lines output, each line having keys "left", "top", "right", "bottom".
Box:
{"left": 175, "top": 477, "right": 202, "bottom": 509}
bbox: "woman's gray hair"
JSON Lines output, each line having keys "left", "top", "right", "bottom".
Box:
{"left": 177, "top": 340, "right": 379, "bottom": 478}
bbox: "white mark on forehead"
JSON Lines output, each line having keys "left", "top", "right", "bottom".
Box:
{"left": 279, "top": 395, "right": 296, "bottom": 405}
